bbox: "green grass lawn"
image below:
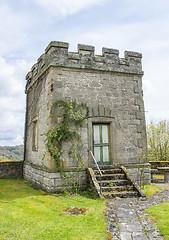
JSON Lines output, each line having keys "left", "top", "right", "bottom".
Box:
{"left": 145, "top": 201, "right": 169, "bottom": 240}
{"left": 142, "top": 184, "right": 166, "bottom": 196}
{"left": 0, "top": 179, "right": 107, "bottom": 240}
{"left": 143, "top": 184, "right": 169, "bottom": 240}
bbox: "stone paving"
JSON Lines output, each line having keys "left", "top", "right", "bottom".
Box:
{"left": 105, "top": 184, "right": 169, "bottom": 240}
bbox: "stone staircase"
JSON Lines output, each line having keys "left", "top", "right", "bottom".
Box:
{"left": 93, "top": 165, "right": 140, "bottom": 198}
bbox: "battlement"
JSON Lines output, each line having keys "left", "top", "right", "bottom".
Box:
{"left": 26, "top": 41, "right": 143, "bottom": 89}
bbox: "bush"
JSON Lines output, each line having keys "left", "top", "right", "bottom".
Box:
{"left": 147, "top": 120, "right": 169, "bottom": 161}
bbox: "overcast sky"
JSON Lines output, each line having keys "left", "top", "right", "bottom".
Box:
{"left": 0, "top": 0, "right": 169, "bottom": 146}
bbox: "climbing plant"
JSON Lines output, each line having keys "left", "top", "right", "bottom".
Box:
{"left": 43, "top": 99, "right": 89, "bottom": 173}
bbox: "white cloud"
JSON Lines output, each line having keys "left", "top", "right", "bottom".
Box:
{"left": 116, "top": 0, "right": 169, "bottom": 20}
{"left": 0, "top": 57, "right": 30, "bottom": 99}
{"left": 143, "top": 57, "right": 169, "bottom": 123}
{"left": 0, "top": 110, "right": 25, "bottom": 146}
{"left": 0, "top": 2, "right": 28, "bottom": 55}
{"left": 0, "top": 56, "right": 31, "bottom": 146}
{"left": 33, "top": 0, "right": 106, "bottom": 17}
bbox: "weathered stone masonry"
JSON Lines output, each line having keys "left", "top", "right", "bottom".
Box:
{"left": 0, "top": 161, "right": 22, "bottom": 179}
{"left": 24, "top": 41, "right": 150, "bottom": 192}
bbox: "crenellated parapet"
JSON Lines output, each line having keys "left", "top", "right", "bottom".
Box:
{"left": 26, "top": 41, "right": 143, "bottom": 91}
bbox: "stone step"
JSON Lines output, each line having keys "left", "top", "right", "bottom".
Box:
{"left": 93, "top": 165, "right": 114, "bottom": 170}
{"left": 102, "top": 191, "right": 139, "bottom": 198}
{"left": 94, "top": 168, "right": 122, "bottom": 175}
{"left": 101, "top": 179, "right": 130, "bottom": 187}
{"left": 96, "top": 173, "right": 126, "bottom": 181}
{"left": 92, "top": 166, "right": 140, "bottom": 199}
{"left": 102, "top": 185, "right": 134, "bottom": 192}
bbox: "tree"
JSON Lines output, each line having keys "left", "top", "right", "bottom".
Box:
{"left": 147, "top": 120, "right": 169, "bottom": 161}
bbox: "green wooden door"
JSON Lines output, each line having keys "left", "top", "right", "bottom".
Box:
{"left": 92, "top": 123, "right": 111, "bottom": 165}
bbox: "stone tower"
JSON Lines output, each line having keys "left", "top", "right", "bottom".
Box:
{"left": 23, "top": 41, "right": 150, "bottom": 192}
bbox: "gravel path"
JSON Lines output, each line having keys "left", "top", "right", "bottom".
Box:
{"left": 105, "top": 184, "right": 169, "bottom": 240}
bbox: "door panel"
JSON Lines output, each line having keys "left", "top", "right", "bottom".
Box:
{"left": 93, "top": 146, "right": 101, "bottom": 162}
{"left": 102, "top": 125, "right": 109, "bottom": 143}
{"left": 93, "top": 125, "right": 100, "bottom": 144}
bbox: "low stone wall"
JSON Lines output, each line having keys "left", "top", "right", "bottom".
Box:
{"left": 149, "top": 161, "right": 169, "bottom": 168}
{"left": 24, "top": 163, "right": 87, "bottom": 192}
{"left": 0, "top": 161, "right": 22, "bottom": 178}
{"left": 149, "top": 161, "right": 169, "bottom": 183}
{"left": 124, "top": 163, "right": 151, "bottom": 185}
{"left": 86, "top": 168, "right": 103, "bottom": 198}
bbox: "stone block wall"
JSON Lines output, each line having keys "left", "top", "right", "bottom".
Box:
{"left": 124, "top": 163, "right": 151, "bottom": 185}
{"left": 24, "top": 41, "right": 149, "bottom": 191}
{"left": 0, "top": 161, "right": 22, "bottom": 178}
{"left": 24, "top": 72, "right": 49, "bottom": 168}
{"left": 24, "top": 163, "right": 86, "bottom": 192}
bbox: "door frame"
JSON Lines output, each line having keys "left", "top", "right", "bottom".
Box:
{"left": 88, "top": 117, "right": 117, "bottom": 167}
{"left": 92, "top": 123, "right": 111, "bottom": 165}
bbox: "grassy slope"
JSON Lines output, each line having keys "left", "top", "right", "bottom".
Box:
{"left": 142, "top": 184, "right": 165, "bottom": 196}
{"left": 0, "top": 179, "right": 107, "bottom": 240}
{"left": 143, "top": 185, "right": 169, "bottom": 240}
{"left": 145, "top": 201, "right": 169, "bottom": 240}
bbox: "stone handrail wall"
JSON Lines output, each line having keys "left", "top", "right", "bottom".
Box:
{"left": 86, "top": 168, "right": 103, "bottom": 199}
{"left": 121, "top": 165, "right": 146, "bottom": 197}
{"left": 0, "top": 161, "right": 22, "bottom": 178}
{"left": 26, "top": 41, "right": 143, "bottom": 92}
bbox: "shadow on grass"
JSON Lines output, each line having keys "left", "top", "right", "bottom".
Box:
{"left": 0, "top": 179, "right": 101, "bottom": 202}
{"left": 0, "top": 179, "right": 43, "bottom": 201}
{"left": 52, "top": 188, "right": 101, "bottom": 200}
{"left": 77, "top": 190, "right": 100, "bottom": 200}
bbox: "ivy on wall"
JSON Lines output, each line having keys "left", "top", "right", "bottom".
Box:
{"left": 43, "top": 100, "right": 89, "bottom": 173}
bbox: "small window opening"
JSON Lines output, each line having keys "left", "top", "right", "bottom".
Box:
{"left": 51, "top": 83, "right": 54, "bottom": 92}
{"left": 32, "top": 120, "right": 38, "bottom": 151}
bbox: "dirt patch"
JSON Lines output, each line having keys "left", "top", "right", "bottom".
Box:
{"left": 62, "top": 207, "right": 88, "bottom": 215}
